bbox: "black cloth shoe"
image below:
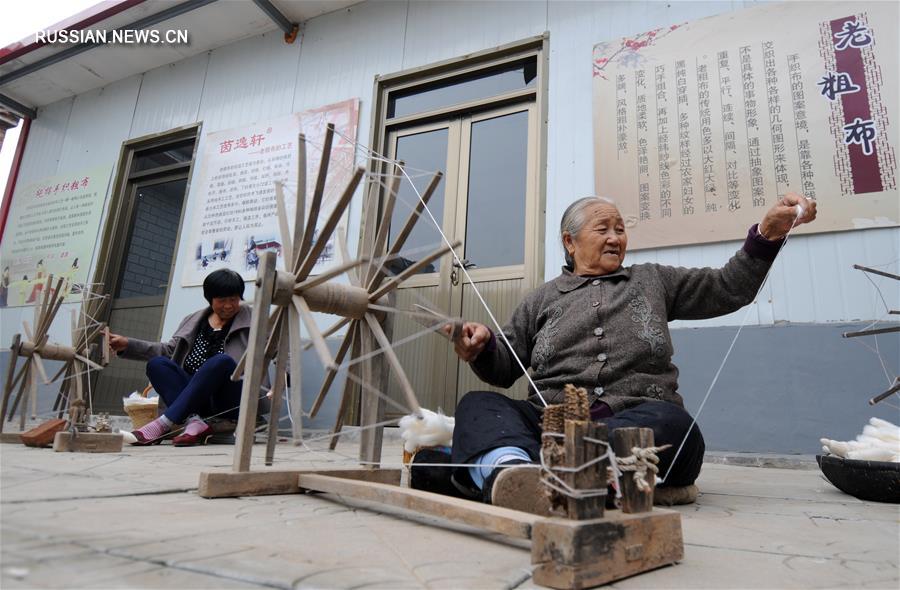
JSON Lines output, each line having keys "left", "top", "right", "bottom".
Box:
{"left": 410, "top": 448, "right": 467, "bottom": 498}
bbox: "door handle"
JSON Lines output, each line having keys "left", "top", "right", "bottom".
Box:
{"left": 450, "top": 258, "right": 475, "bottom": 287}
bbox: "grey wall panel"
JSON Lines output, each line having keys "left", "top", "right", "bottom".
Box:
{"left": 403, "top": 1, "right": 547, "bottom": 70}
{"left": 129, "top": 52, "right": 209, "bottom": 139}
{"left": 57, "top": 76, "right": 142, "bottom": 170}
{"left": 159, "top": 31, "right": 301, "bottom": 338}
{"left": 13, "top": 99, "right": 74, "bottom": 187}
{"left": 672, "top": 322, "right": 899, "bottom": 454}
{"left": 194, "top": 31, "right": 299, "bottom": 134}
{"left": 291, "top": 0, "right": 408, "bottom": 272}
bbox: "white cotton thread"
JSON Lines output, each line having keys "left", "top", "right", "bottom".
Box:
{"left": 661, "top": 207, "right": 806, "bottom": 483}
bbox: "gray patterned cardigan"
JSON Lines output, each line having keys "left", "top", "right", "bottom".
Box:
{"left": 470, "top": 225, "right": 783, "bottom": 412}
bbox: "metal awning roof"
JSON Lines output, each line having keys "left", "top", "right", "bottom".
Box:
{"left": 0, "top": 0, "right": 359, "bottom": 119}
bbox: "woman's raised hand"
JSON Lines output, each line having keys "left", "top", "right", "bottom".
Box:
{"left": 452, "top": 322, "right": 492, "bottom": 362}
{"left": 759, "top": 192, "right": 817, "bottom": 240}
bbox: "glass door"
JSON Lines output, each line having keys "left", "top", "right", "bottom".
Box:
{"left": 384, "top": 101, "right": 538, "bottom": 415}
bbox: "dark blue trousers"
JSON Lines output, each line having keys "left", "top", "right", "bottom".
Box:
{"left": 452, "top": 391, "right": 706, "bottom": 487}
{"left": 146, "top": 354, "right": 243, "bottom": 423}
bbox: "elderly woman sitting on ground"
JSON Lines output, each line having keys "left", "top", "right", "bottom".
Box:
{"left": 414, "top": 193, "right": 816, "bottom": 510}
{"left": 109, "top": 269, "right": 256, "bottom": 446}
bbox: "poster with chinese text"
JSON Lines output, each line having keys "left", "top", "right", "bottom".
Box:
{"left": 0, "top": 166, "right": 112, "bottom": 307}
{"left": 592, "top": 2, "right": 898, "bottom": 249}
{"left": 181, "top": 98, "right": 360, "bottom": 285}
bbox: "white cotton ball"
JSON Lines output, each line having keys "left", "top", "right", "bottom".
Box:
{"left": 868, "top": 417, "right": 900, "bottom": 441}
{"left": 846, "top": 447, "right": 898, "bottom": 462}
{"left": 399, "top": 408, "right": 454, "bottom": 453}
{"left": 821, "top": 438, "right": 850, "bottom": 458}
{"left": 855, "top": 434, "right": 900, "bottom": 452}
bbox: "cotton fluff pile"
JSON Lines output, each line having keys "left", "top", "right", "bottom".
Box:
{"left": 821, "top": 417, "right": 900, "bottom": 462}
{"left": 399, "top": 408, "right": 454, "bottom": 454}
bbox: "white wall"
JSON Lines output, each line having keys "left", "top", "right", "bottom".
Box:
{"left": 4, "top": 0, "right": 898, "bottom": 350}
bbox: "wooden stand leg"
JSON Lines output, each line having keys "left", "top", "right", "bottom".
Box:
{"left": 265, "top": 321, "right": 290, "bottom": 465}
{"left": 612, "top": 427, "right": 655, "bottom": 514}
{"left": 233, "top": 251, "right": 277, "bottom": 472}
{"left": 357, "top": 326, "right": 383, "bottom": 465}
{"left": 0, "top": 335, "right": 21, "bottom": 434}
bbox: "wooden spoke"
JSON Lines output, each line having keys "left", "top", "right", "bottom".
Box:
{"left": 336, "top": 228, "right": 361, "bottom": 287}
{"left": 367, "top": 171, "right": 442, "bottom": 290}
{"left": 369, "top": 240, "right": 461, "bottom": 302}
{"left": 292, "top": 133, "right": 307, "bottom": 269}
{"left": 293, "top": 296, "right": 333, "bottom": 369}
{"left": 274, "top": 181, "right": 294, "bottom": 264}
{"left": 329, "top": 322, "right": 360, "bottom": 449}
{"left": 232, "top": 310, "right": 280, "bottom": 381}
{"left": 264, "top": 307, "right": 286, "bottom": 361}
{"left": 21, "top": 320, "right": 33, "bottom": 342}
{"left": 296, "top": 167, "right": 365, "bottom": 280}
{"left": 303, "top": 317, "right": 350, "bottom": 351}
{"left": 299, "top": 123, "right": 335, "bottom": 262}
{"left": 364, "top": 161, "right": 403, "bottom": 284}
{"left": 364, "top": 313, "right": 420, "bottom": 416}
{"left": 74, "top": 354, "right": 104, "bottom": 372}
{"left": 31, "top": 353, "right": 50, "bottom": 384}
{"left": 7, "top": 362, "right": 31, "bottom": 421}
{"left": 294, "top": 256, "right": 370, "bottom": 293}
{"left": 309, "top": 320, "right": 356, "bottom": 418}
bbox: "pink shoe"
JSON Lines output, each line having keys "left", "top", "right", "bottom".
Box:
{"left": 172, "top": 420, "right": 213, "bottom": 446}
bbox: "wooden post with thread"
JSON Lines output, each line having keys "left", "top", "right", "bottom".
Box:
{"left": 611, "top": 427, "right": 655, "bottom": 514}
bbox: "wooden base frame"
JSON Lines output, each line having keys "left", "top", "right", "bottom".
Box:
{"left": 52, "top": 431, "right": 123, "bottom": 453}
{"left": 197, "top": 467, "right": 683, "bottom": 589}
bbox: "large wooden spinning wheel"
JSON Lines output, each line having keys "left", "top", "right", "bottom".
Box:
{"left": 231, "top": 123, "right": 455, "bottom": 471}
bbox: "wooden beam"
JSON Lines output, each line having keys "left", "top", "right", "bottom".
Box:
{"left": 297, "top": 473, "right": 539, "bottom": 539}
{"left": 292, "top": 133, "right": 308, "bottom": 270}
{"left": 199, "top": 467, "right": 401, "bottom": 498}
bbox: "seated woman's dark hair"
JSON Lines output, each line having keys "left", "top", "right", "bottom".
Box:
{"left": 203, "top": 269, "right": 245, "bottom": 303}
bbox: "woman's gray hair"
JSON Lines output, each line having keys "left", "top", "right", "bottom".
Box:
{"left": 560, "top": 196, "right": 617, "bottom": 269}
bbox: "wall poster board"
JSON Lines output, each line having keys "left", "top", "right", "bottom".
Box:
{"left": 182, "top": 98, "right": 360, "bottom": 286}
{"left": 0, "top": 166, "right": 113, "bottom": 307}
{"left": 592, "top": 1, "right": 898, "bottom": 250}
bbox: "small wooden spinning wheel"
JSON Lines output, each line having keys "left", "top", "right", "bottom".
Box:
{"left": 230, "top": 123, "right": 456, "bottom": 470}
{"left": 0, "top": 278, "right": 109, "bottom": 432}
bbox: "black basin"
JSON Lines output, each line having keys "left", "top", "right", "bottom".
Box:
{"left": 817, "top": 454, "right": 900, "bottom": 503}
